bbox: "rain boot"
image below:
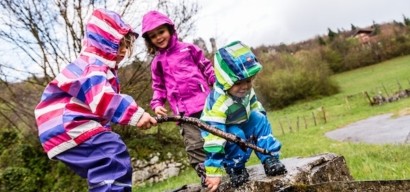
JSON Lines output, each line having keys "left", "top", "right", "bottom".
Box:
{"left": 263, "top": 157, "right": 287, "bottom": 176}
{"left": 194, "top": 163, "right": 207, "bottom": 187}
{"left": 225, "top": 167, "right": 249, "bottom": 188}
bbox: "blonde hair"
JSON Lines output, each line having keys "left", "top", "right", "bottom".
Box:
{"left": 120, "top": 32, "right": 136, "bottom": 58}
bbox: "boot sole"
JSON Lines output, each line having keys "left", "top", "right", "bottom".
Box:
{"left": 266, "top": 169, "right": 287, "bottom": 176}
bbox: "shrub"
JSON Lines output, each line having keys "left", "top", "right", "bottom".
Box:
{"left": 319, "top": 47, "right": 344, "bottom": 72}
{"left": 0, "top": 167, "right": 37, "bottom": 192}
{"left": 41, "top": 161, "right": 87, "bottom": 192}
{"left": 255, "top": 51, "right": 339, "bottom": 109}
{"left": 0, "top": 130, "right": 17, "bottom": 152}
{"left": 0, "top": 131, "right": 52, "bottom": 191}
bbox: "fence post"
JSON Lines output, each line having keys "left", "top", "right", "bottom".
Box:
{"left": 321, "top": 106, "right": 327, "bottom": 124}
{"left": 286, "top": 115, "right": 293, "bottom": 133}
{"left": 364, "top": 91, "right": 373, "bottom": 105}
{"left": 381, "top": 83, "right": 389, "bottom": 97}
{"left": 345, "top": 96, "right": 351, "bottom": 110}
{"left": 296, "top": 116, "right": 300, "bottom": 132}
{"left": 278, "top": 118, "right": 285, "bottom": 135}
{"left": 312, "top": 111, "right": 317, "bottom": 126}
{"left": 303, "top": 116, "right": 307, "bottom": 129}
{"left": 396, "top": 80, "right": 402, "bottom": 90}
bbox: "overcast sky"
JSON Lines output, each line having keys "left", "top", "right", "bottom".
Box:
{"left": 189, "top": 0, "right": 410, "bottom": 48}
{"left": 2, "top": 0, "right": 410, "bottom": 81}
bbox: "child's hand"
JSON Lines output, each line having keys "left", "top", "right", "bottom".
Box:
{"left": 137, "top": 112, "right": 157, "bottom": 129}
{"left": 154, "top": 106, "right": 168, "bottom": 116}
{"left": 205, "top": 176, "right": 221, "bottom": 192}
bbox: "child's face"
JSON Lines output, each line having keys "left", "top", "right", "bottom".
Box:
{"left": 146, "top": 25, "right": 171, "bottom": 49}
{"left": 228, "top": 77, "right": 254, "bottom": 98}
{"left": 116, "top": 41, "right": 128, "bottom": 65}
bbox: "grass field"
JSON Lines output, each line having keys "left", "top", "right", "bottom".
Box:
{"left": 135, "top": 55, "right": 410, "bottom": 192}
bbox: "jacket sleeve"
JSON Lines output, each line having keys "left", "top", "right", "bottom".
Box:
{"left": 200, "top": 93, "right": 228, "bottom": 176}
{"left": 56, "top": 64, "right": 144, "bottom": 126}
{"left": 150, "top": 58, "right": 167, "bottom": 111}
{"left": 191, "top": 44, "right": 216, "bottom": 86}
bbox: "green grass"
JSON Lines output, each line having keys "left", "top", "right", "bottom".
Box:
{"left": 134, "top": 55, "right": 410, "bottom": 191}
{"left": 135, "top": 170, "right": 199, "bottom": 192}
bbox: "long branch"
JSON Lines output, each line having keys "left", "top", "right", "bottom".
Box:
{"left": 154, "top": 116, "right": 275, "bottom": 156}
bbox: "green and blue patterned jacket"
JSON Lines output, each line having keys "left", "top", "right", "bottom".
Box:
{"left": 200, "top": 41, "right": 266, "bottom": 176}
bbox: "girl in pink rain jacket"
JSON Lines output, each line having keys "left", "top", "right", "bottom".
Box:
{"left": 141, "top": 10, "right": 216, "bottom": 186}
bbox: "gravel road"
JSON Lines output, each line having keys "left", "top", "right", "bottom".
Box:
{"left": 325, "top": 113, "right": 410, "bottom": 144}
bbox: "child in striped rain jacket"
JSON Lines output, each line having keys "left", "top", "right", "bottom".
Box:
{"left": 34, "top": 9, "right": 156, "bottom": 191}
{"left": 200, "top": 41, "right": 287, "bottom": 191}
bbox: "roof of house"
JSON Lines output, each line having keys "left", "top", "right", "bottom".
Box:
{"left": 354, "top": 28, "right": 374, "bottom": 36}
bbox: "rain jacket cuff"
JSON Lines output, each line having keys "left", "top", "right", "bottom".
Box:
{"left": 129, "top": 107, "right": 145, "bottom": 126}
{"left": 205, "top": 166, "right": 225, "bottom": 177}
{"left": 151, "top": 103, "right": 164, "bottom": 112}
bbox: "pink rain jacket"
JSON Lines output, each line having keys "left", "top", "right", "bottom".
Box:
{"left": 142, "top": 11, "right": 216, "bottom": 116}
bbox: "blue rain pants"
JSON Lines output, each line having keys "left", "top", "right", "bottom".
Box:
{"left": 223, "top": 111, "right": 282, "bottom": 169}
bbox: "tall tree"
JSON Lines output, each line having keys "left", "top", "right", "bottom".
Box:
{"left": 0, "top": 0, "right": 199, "bottom": 132}
{"left": 350, "top": 24, "right": 357, "bottom": 31}
{"left": 403, "top": 14, "right": 410, "bottom": 26}
{"left": 0, "top": 0, "right": 198, "bottom": 82}
{"left": 327, "top": 28, "right": 337, "bottom": 41}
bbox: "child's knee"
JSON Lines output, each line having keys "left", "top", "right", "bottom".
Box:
{"left": 227, "top": 126, "right": 246, "bottom": 139}
{"left": 249, "top": 110, "right": 266, "bottom": 120}
{"left": 248, "top": 111, "right": 269, "bottom": 129}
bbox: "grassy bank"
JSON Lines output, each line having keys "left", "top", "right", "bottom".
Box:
{"left": 274, "top": 55, "right": 410, "bottom": 180}
{"left": 135, "top": 55, "right": 410, "bottom": 191}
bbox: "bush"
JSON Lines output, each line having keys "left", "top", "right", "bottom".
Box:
{"left": 0, "top": 130, "right": 52, "bottom": 191}
{"left": 319, "top": 47, "right": 344, "bottom": 73}
{"left": 41, "top": 161, "right": 87, "bottom": 192}
{"left": 123, "top": 123, "right": 185, "bottom": 160}
{"left": 255, "top": 51, "right": 339, "bottom": 109}
{"left": 0, "top": 167, "right": 37, "bottom": 192}
{"left": 0, "top": 130, "right": 17, "bottom": 152}
{"left": 0, "top": 125, "right": 186, "bottom": 191}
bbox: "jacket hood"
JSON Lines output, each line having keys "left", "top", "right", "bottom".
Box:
{"left": 82, "top": 8, "right": 137, "bottom": 68}
{"left": 141, "top": 10, "right": 175, "bottom": 37}
{"left": 214, "top": 41, "right": 262, "bottom": 90}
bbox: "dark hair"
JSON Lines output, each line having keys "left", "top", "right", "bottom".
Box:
{"left": 143, "top": 24, "right": 175, "bottom": 55}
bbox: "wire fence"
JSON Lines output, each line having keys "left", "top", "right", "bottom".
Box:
{"left": 271, "top": 79, "right": 410, "bottom": 136}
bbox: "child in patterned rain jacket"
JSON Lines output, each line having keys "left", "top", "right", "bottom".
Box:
{"left": 34, "top": 9, "right": 156, "bottom": 191}
{"left": 200, "top": 41, "right": 287, "bottom": 191}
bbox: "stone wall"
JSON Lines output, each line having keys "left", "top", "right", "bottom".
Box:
{"left": 372, "top": 89, "right": 410, "bottom": 105}
{"left": 131, "top": 152, "right": 189, "bottom": 186}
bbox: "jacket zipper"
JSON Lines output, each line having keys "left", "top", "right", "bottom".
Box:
{"left": 200, "top": 83, "right": 205, "bottom": 92}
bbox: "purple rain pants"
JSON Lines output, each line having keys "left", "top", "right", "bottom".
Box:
{"left": 55, "top": 132, "right": 132, "bottom": 192}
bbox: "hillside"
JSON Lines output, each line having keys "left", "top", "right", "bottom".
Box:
{"left": 1, "top": 19, "right": 410, "bottom": 191}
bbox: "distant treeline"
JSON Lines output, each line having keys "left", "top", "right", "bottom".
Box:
{"left": 252, "top": 17, "right": 410, "bottom": 109}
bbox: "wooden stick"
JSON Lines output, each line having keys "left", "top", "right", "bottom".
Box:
{"left": 155, "top": 116, "right": 275, "bottom": 156}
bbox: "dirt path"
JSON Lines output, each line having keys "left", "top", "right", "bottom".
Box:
{"left": 325, "top": 113, "right": 410, "bottom": 144}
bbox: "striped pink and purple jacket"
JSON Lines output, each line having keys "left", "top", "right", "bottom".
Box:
{"left": 34, "top": 9, "right": 144, "bottom": 159}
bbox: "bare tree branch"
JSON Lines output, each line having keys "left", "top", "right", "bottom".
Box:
{"left": 0, "top": 0, "right": 201, "bottom": 134}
